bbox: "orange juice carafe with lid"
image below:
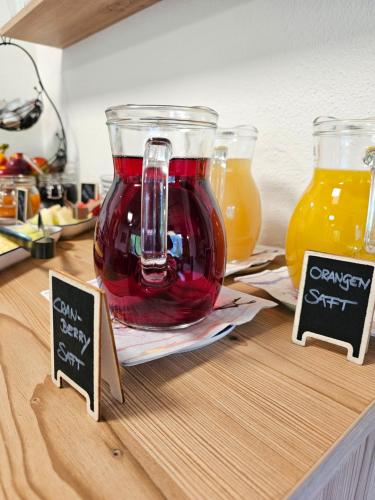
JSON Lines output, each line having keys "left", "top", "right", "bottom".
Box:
{"left": 286, "top": 117, "right": 375, "bottom": 288}
{"left": 210, "top": 125, "right": 261, "bottom": 264}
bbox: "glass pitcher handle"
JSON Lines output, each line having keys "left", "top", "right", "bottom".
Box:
{"left": 141, "top": 138, "right": 172, "bottom": 284}
{"left": 364, "top": 147, "right": 375, "bottom": 253}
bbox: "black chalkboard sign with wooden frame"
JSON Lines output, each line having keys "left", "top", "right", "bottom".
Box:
{"left": 16, "top": 187, "right": 28, "bottom": 222}
{"left": 81, "top": 183, "right": 98, "bottom": 203}
{"left": 292, "top": 251, "right": 375, "bottom": 365}
{"left": 49, "top": 270, "right": 124, "bottom": 420}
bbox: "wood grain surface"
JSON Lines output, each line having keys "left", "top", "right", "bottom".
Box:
{"left": 0, "top": 233, "right": 375, "bottom": 498}
{"left": 1, "top": 0, "right": 160, "bottom": 48}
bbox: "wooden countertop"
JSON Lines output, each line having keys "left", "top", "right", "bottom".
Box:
{"left": 0, "top": 233, "right": 375, "bottom": 499}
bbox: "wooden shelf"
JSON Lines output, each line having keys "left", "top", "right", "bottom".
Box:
{"left": 0, "top": 0, "right": 160, "bottom": 48}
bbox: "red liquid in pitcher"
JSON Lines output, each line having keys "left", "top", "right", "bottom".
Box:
{"left": 94, "top": 156, "right": 226, "bottom": 329}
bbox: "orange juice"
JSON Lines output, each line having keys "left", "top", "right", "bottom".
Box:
{"left": 210, "top": 158, "right": 261, "bottom": 262}
{"left": 0, "top": 190, "right": 40, "bottom": 218}
{"left": 0, "top": 176, "right": 41, "bottom": 220}
{"left": 286, "top": 168, "right": 373, "bottom": 288}
{"left": 0, "top": 193, "right": 16, "bottom": 218}
{"left": 29, "top": 191, "right": 40, "bottom": 216}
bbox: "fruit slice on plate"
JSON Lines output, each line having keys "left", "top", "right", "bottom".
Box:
{"left": 29, "top": 204, "right": 92, "bottom": 226}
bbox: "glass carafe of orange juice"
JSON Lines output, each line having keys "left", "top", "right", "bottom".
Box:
{"left": 210, "top": 125, "right": 261, "bottom": 264}
{"left": 286, "top": 117, "right": 375, "bottom": 288}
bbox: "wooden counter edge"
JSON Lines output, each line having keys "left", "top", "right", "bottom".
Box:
{"left": 288, "top": 399, "right": 375, "bottom": 498}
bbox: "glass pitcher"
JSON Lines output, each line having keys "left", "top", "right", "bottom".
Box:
{"left": 286, "top": 116, "right": 375, "bottom": 288}
{"left": 210, "top": 125, "right": 261, "bottom": 264}
{"left": 94, "top": 105, "right": 226, "bottom": 330}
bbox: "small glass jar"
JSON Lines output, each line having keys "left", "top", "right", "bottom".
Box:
{"left": 39, "top": 173, "right": 78, "bottom": 207}
{"left": 0, "top": 175, "right": 40, "bottom": 222}
{"left": 61, "top": 172, "right": 78, "bottom": 204}
{"left": 38, "top": 174, "right": 64, "bottom": 207}
{"left": 100, "top": 174, "right": 113, "bottom": 200}
{"left": 0, "top": 176, "right": 16, "bottom": 221}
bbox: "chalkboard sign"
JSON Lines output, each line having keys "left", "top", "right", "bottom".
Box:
{"left": 50, "top": 270, "right": 123, "bottom": 420}
{"left": 292, "top": 251, "right": 375, "bottom": 364}
{"left": 81, "top": 183, "right": 98, "bottom": 203}
{"left": 16, "top": 188, "right": 28, "bottom": 222}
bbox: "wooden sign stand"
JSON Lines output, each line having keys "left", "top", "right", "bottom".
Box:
{"left": 292, "top": 251, "right": 375, "bottom": 365}
{"left": 50, "top": 270, "right": 124, "bottom": 421}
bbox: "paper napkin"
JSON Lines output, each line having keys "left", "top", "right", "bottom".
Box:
{"left": 236, "top": 266, "right": 375, "bottom": 336}
{"left": 42, "top": 282, "right": 277, "bottom": 365}
{"left": 225, "top": 245, "right": 284, "bottom": 277}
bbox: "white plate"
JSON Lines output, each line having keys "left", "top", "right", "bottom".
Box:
{"left": 0, "top": 225, "right": 62, "bottom": 271}
{"left": 60, "top": 217, "right": 97, "bottom": 239}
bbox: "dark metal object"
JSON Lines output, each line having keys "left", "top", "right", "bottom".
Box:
{"left": 0, "top": 96, "right": 43, "bottom": 130}
{"left": 0, "top": 37, "right": 67, "bottom": 170}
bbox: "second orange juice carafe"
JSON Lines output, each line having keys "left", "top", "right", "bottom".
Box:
{"left": 286, "top": 117, "right": 375, "bottom": 288}
{"left": 210, "top": 126, "right": 261, "bottom": 264}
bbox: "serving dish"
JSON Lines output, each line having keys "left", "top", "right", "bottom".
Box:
{"left": 0, "top": 225, "right": 62, "bottom": 271}
{"left": 59, "top": 217, "right": 97, "bottom": 239}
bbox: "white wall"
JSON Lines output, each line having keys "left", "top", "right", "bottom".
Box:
{"left": 4, "top": 0, "right": 375, "bottom": 246}
{"left": 0, "top": 0, "right": 43, "bottom": 155}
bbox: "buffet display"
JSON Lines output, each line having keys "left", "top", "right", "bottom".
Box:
{"left": 0, "top": 143, "right": 99, "bottom": 262}
{"left": 3, "top": 102, "right": 375, "bottom": 373}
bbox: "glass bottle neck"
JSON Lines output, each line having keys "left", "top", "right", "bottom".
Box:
{"left": 113, "top": 156, "right": 210, "bottom": 179}
{"left": 314, "top": 134, "right": 375, "bottom": 171}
